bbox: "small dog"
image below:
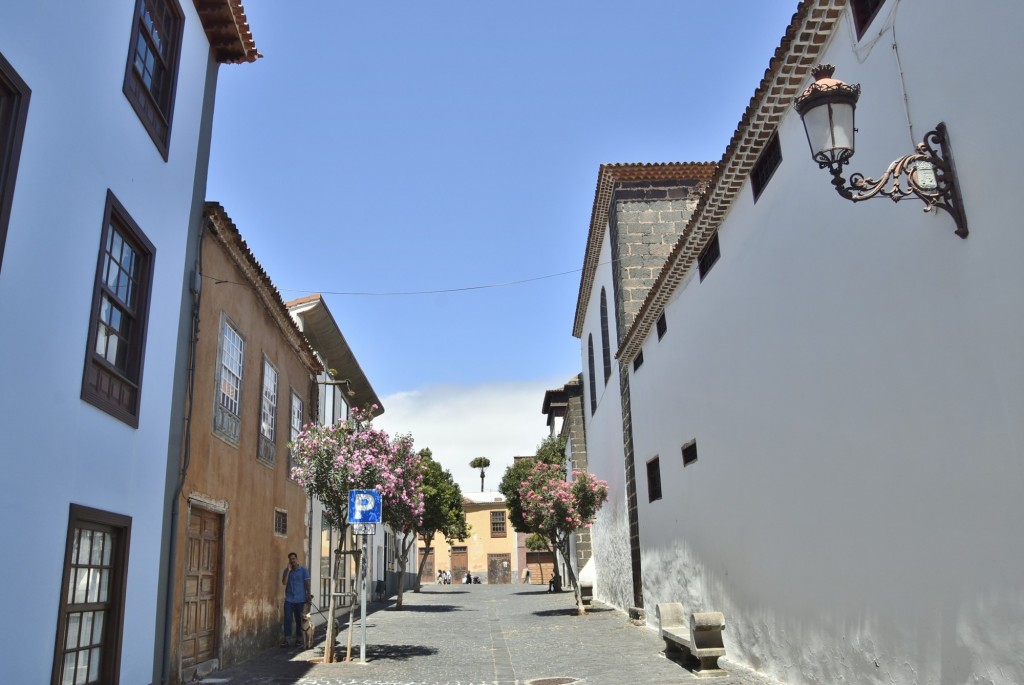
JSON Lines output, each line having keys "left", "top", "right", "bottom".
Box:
{"left": 300, "top": 604, "right": 314, "bottom": 649}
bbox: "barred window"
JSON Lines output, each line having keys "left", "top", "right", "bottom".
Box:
{"left": 289, "top": 391, "right": 303, "bottom": 476}
{"left": 213, "top": 316, "right": 244, "bottom": 445}
{"left": 490, "top": 511, "right": 507, "bottom": 537}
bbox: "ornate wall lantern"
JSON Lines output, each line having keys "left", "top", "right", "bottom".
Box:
{"left": 794, "top": 64, "right": 968, "bottom": 238}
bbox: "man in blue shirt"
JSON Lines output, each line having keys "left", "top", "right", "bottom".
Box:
{"left": 281, "top": 552, "right": 311, "bottom": 647}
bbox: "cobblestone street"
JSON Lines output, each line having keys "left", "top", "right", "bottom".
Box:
{"left": 203, "top": 584, "right": 786, "bottom": 685}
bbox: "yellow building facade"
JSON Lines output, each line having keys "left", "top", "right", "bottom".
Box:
{"left": 418, "top": 492, "right": 518, "bottom": 584}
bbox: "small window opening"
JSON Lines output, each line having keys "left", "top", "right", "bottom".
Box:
{"left": 646, "top": 457, "right": 662, "bottom": 502}
{"left": 698, "top": 233, "right": 720, "bottom": 282}
{"left": 656, "top": 313, "right": 667, "bottom": 340}
{"left": 682, "top": 440, "right": 698, "bottom": 467}
{"left": 750, "top": 133, "right": 782, "bottom": 201}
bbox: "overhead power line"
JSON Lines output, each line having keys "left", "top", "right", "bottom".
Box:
{"left": 202, "top": 264, "right": 588, "bottom": 297}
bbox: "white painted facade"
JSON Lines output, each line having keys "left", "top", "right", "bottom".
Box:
{"left": 578, "top": 2, "right": 1024, "bottom": 684}
{"left": 578, "top": 228, "right": 635, "bottom": 612}
{"left": 0, "top": 4, "right": 254, "bottom": 684}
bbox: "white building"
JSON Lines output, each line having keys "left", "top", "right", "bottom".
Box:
{"left": 286, "top": 294, "right": 394, "bottom": 621}
{"left": 0, "top": 3, "right": 257, "bottom": 684}
{"left": 575, "top": 1, "right": 1024, "bottom": 684}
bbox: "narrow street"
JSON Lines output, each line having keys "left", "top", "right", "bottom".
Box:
{"left": 206, "top": 583, "right": 787, "bottom": 685}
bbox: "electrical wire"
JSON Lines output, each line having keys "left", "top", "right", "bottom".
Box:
{"left": 202, "top": 263, "right": 590, "bottom": 297}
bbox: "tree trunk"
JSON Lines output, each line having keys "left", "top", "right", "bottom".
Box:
{"left": 413, "top": 537, "right": 433, "bottom": 593}
{"left": 393, "top": 531, "right": 416, "bottom": 609}
{"left": 557, "top": 534, "right": 584, "bottom": 615}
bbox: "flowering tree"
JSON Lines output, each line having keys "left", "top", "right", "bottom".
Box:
{"left": 290, "top": 407, "right": 423, "bottom": 658}
{"left": 519, "top": 462, "right": 609, "bottom": 614}
{"left": 382, "top": 434, "right": 425, "bottom": 609}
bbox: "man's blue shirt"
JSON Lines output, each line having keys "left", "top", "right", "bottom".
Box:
{"left": 285, "top": 565, "right": 309, "bottom": 603}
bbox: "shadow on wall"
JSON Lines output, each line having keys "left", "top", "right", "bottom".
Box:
{"left": 638, "top": 541, "right": 1024, "bottom": 685}
{"left": 590, "top": 500, "right": 633, "bottom": 612}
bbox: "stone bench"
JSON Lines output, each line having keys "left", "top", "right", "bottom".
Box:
{"left": 655, "top": 602, "right": 727, "bottom": 678}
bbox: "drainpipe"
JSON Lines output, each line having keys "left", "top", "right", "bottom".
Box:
{"left": 159, "top": 220, "right": 206, "bottom": 684}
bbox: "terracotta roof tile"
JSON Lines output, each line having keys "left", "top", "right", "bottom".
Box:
{"left": 204, "top": 202, "right": 320, "bottom": 373}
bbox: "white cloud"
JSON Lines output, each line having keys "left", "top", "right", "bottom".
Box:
{"left": 375, "top": 377, "right": 567, "bottom": 496}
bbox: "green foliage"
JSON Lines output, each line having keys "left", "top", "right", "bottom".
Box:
{"left": 470, "top": 456, "right": 491, "bottom": 491}
{"left": 534, "top": 435, "right": 566, "bottom": 466}
{"left": 419, "top": 450, "right": 468, "bottom": 544}
{"left": 498, "top": 435, "right": 567, "bottom": 533}
{"left": 524, "top": 533, "right": 549, "bottom": 551}
{"left": 499, "top": 457, "right": 535, "bottom": 533}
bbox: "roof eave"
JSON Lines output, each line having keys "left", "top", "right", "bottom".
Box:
{"left": 616, "top": 0, "right": 846, "bottom": 363}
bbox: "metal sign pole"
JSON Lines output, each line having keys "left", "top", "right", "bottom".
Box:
{"left": 360, "top": 533, "right": 368, "bottom": 663}
{"left": 347, "top": 489, "right": 380, "bottom": 666}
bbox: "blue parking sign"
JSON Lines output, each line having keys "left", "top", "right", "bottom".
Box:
{"left": 348, "top": 490, "right": 382, "bottom": 523}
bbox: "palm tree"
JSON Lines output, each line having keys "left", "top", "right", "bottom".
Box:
{"left": 469, "top": 457, "right": 491, "bottom": 492}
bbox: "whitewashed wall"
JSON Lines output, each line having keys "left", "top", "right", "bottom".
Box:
{"left": 579, "top": 225, "right": 635, "bottom": 611}
{"left": 628, "top": 2, "right": 1024, "bottom": 684}
{"left": 0, "top": 3, "right": 217, "bottom": 683}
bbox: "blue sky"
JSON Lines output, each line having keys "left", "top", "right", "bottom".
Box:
{"left": 206, "top": 1, "right": 799, "bottom": 491}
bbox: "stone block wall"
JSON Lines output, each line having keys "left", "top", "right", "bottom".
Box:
{"left": 608, "top": 181, "right": 704, "bottom": 344}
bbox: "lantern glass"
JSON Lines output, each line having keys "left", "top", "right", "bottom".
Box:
{"left": 802, "top": 99, "right": 856, "bottom": 165}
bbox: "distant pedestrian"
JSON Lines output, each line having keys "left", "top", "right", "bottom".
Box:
{"left": 464, "top": 571, "right": 472, "bottom": 584}
{"left": 523, "top": 568, "right": 531, "bottom": 584}
{"left": 437, "top": 570, "right": 443, "bottom": 584}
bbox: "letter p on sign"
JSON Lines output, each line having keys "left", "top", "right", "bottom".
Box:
{"left": 348, "top": 490, "right": 381, "bottom": 523}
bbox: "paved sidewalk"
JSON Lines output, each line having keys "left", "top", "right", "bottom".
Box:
{"left": 201, "top": 584, "right": 786, "bottom": 685}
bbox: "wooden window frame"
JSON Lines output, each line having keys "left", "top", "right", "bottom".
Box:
{"left": 490, "top": 510, "right": 507, "bottom": 538}
{"left": 0, "top": 50, "right": 31, "bottom": 273}
{"left": 633, "top": 349, "right": 644, "bottom": 372}
{"left": 122, "top": 0, "right": 184, "bottom": 160}
{"left": 81, "top": 190, "right": 155, "bottom": 427}
{"left": 646, "top": 457, "right": 662, "bottom": 503}
{"left": 656, "top": 312, "right": 667, "bottom": 340}
{"left": 52, "top": 504, "right": 131, "bottom": 685}
{"left": 274, "top": 509, "right": 288, "bottom": 537}
{"left": 600, "top": 288, "right": 612, "bottom": 384}
{"left": 213, "top": 314, "right": 244, "bottom": 445}
{"left": 698, "top": 233, "right": 720, "bottom": 282}
{"left": 257, "top": 357, "right": 279, "bottom": 466}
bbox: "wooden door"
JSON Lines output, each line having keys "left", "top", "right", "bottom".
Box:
{"left": 419, "top": 548, "right": 434, "bottom": 582}
{"left": 181, "top": 509, "right": 221, "bottom": 672}
{"left": 487, "top": 553, "right": 512, "bottom": 584}
{"left": 526, "top": 551, "right": 554, "bottom": 584}
{"left": 450, "top": 546, "right": 468, "bottom": 581}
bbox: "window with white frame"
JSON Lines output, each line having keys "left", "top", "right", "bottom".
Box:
{"left": 289, "top": 390, "right": 303, "bottom": 476}
{"left": 52, "top": 505, "right": 131, "bottom": 685}
{"left": 257, "top": 358, "right": 278, "bottom": 465}
{"left": 213, "top": 316, "right": 244, "bottom": 444}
